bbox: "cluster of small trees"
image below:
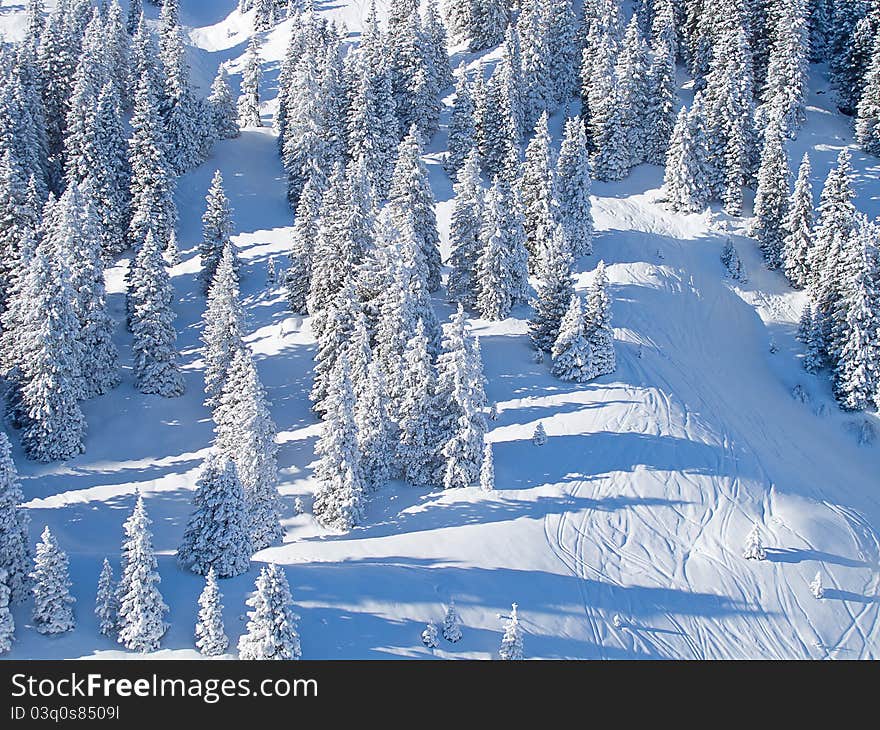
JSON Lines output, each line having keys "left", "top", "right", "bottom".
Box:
{"left": 421, "top": 600, "right": 524, "bottom": 659}
{"left": 239, "top": 0, "right": 296, "bottom": 32}
{"left": 0, "top": 0, "right": 243, "bottom": 462}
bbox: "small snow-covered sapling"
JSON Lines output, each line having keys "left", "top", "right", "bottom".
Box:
{"left": 442, "top": 601, "right": 462, "bottom": 643}
{"left": 421, "top": 622, "right": 439, "bottom": 648}
{"left": 809, "top": 572, "right": 823, "bottom": 599}
{"left": 532, "top": 423, "right": 547, "bottom": 446}
{"left": 743, "top": 524, "right": 766, "bottom": 561}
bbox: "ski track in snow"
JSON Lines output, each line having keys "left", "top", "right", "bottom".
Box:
{"left": 2, "top": 1, "right": 880, "bottom": 659}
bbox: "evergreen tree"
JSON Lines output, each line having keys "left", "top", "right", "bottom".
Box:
{"left": 644, "top": 0, "right": 678, "bottom": 165}
{"left": 128, "top": 72, "right": 177, "bottom": 253}
{"left": 476, "top": 176, "right": 530, "bottom": 320}
{"left": 355, "top": 358, "right": 396, "bottom": 490}
{"left": 474, "top": 67, "right": 520, "bottom": 181}
{"left": 200, "top": 171, "right": 236, "bottom": 294}
{"left": 556, "top": 117, "right": 594, "bottom": 258}
{"left": 589, "top": 38, "right": 630, "bottom": 181}
{"left": 312, "top": 353, "right": 366, "bottom": 531}
{"left": 214, "top": 348, "right": 283, "bottom": 551}
{"left": 753, "top": 113, "right": 791, "bottom": 269}
{"left": 0, "top": 570, "right": 13, "bottom": 654}
{"left": 116, "top": 496, "right": 168, "bottom": 652}
{"left": 421, "top": 621, "right": 439, "bottom": 648}
{"left": 195, "top": 568, "right": 228, "bottom": 657}
{"left": 127, "top": 0, "right": 143, "bottom": 35}
{"left": 479, "top": 442, "right": 495, "bottom": 491}
{"left": 809, "top": 149, "right": 856, "bottom": 297}
{"left": 0, "top": 433, "right": 30, "bottom": 604}
{"left": 286, "top": 170, "right": 326, "bottom": 313}
{"left": 521, "top": 112, "right": 557, "bottom": 273}
{"left": 442, "top": 600, "right": 462, "bottom": 642}
{"left": 856, "top": 28, "right": 880, "bottom": 155}
{"left": 616, "top": 16, "right": 650, "bottom": 167}
{"left": 130, "top": 230, "right": 185, "bottom": 398}
{"left": 202, "top": 244, "right": 244, "bottom": 409}
{"left": 239, "top": 37, "right": 263, "bottom": 128}
{"left": 552, "top": 294, "right": 595, "bottom": 382}
{"left": 469, "top": 0, "right": 508, "bottom": 51}
{"left": 95, "top": 558, "right": 118, "bottom": 637}
{"left": 31, "top": 526, "right": 75, "bottom": 634}
{"left": 445, "top": 66, "right": 476, "bottom": 177}
{"left": 104, "top": 1, "right": 132, "bottom": 109}
{"left": 532, "top": 421, "right": 547, "bottom": 445}
{"left": 238, "top": 564, "right": 302, "bottom": 660}
{"left": 810, "top": 571, "right": 824, "bottom": 599}
{"left": 584, "top": 260, "right": 616, "bottom": 377}
{"left": 529, "top": 225, "right": 574, "bottom": 351}
{"left": 783, "top": 153, "right": 815, "bottom": 288}
{"left": 208, "top": 66, "right": 241, "bottom": 140}
{"left": 499, "top": 602, "right": 524, "bottom": 660}
{"left": 447, "top": 149, "right": 485, "bottom": 308}
{"left": 388, "top": 128, "right": 442, "bottom": 292}
{"left": 19, "top": 244, "right": 86, "bottom": 463}
{"left": 178, "top": 453, "right": 252, "bottom": 578}
{"left": 743, "top": 523, "right": 766, "bottom": 560}
{"left": 663, "top": 103, "right": 711, "bottom": 213}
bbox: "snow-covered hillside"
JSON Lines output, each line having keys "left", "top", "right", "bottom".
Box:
{"left": 2, "top": 0, "right": 879, "bottom": 660}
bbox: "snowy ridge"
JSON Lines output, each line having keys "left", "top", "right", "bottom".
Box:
{"left": 1, "top": 0, "right": 879, "bottom": 659}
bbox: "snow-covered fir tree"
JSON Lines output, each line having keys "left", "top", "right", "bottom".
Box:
{"left": 195, "top": 568, "right": 228, "bottom": 657}
{"left": 752, "top": 112, "right": 791, "bottom": 270}
{"left": 130, "top": 230, "right": 185, "bottom": 397}
{"left": 445, "top": 66, "right": 476, "bottom": 177}
{"left": 616, "top": 16, "right": 650, "bottom": 168}
{"left": 421, "top": 621, "right": 439, "bottom": 648}
{"left": 783, "top": 153, "right": 814, "bottom": 288}
{"left": 663, "top": 103, "right": 711, "bottom": 213}
{"left": 476, "top": 175, "right": 530, "bottom": 320}
{"left": 239, "top": 37, "right": 263, "bottom": 128}
{"left": 355, "top": 357, "right": 396, "bottom": 490}
{"left": 533, "top": 421, "right": 547, "bottom": 445}
{"left": 0, "top": 432, "right": 30, "bottom": 603}
{"left": 95, "top": 558, "right": 118, "bottom": 637}
{"left": 178, "top": 453, "right": 252, "bottom": 578}
{"left": 31, "top": 526, "right": 75, "bottom": 635}
{"left": 521, "top": 111, "right": 557, "bottom": 273}
{"left": 214, "top": 347, "right": 283, "bottom": 550}
{"left": 285, "top": 169, "right": 326, "bottom": 313}
{"left": 589, "top": 38, "right": 630, "bottom": 182}
{"left": 856, "top": 29, "right": 880, "bottom": 156}
{"left": 0, "top": 570, "right": 13, "bottom": 653}
{"left": 552, "top": 294, "right": 595, "bottom": 382}
{"left": 208, "top": 65, "right": 241, "bottom": 140}
{"left": 238, "top": 563, "right": 302, "bottom": 660}
{"left": 474, "top": 66, "right": 520, "bottom": 181}
{"left": 202, "top": 244, "right": 244, "bottom": 409}
{"left": 556, "top": 116, "right": 594, "bottom": 258}
{"left": 743, "top": 523, "right": 766, "bottom": 560}
{"left": 479, "top": 442, "right": 495, "bottom": 491}
{"left": 468, "top": 0, "right": 508, "bottom": 51}
{"left": 447, "top": 149, "right": 484, "bottom": 308}
{"left": 499, "top": 602, "right": 524, "bottom": 659}
{"left": 721, "top": 238, "right": 747, "bottom": 282}
{"left": 200, "top": 171, "right": 236, "bottom": 294}
{"left": 388, "top": 127, "right": 442, "bottom": 292}
{"left": 584, "top": 260, "right": 616, "bottom": 377}
{"left": 116, "top": 496, "right": 168, "bottom": 652}
{"left": 803, "top": 306, "right": 824, "bottom": 373}
{"left": 643, "top": 0, "right": 678, "bottom": 164}
{"left": 442, "top": 600, "right": 462, "bottom": 642}
{"left": 312, "top": 353, "right": 366, "bottom": 531}
{"left": 810, "top": 571, "right": 824, "bottom": 599}
{"left": 529, "top": 225, "right": 574, "bottom": 351}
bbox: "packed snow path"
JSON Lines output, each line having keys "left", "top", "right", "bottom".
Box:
{"left": 3, "top": 1, "right": 880, "bottom": 659}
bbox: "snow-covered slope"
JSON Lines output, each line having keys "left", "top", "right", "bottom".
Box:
{"left": 3, "top": 1, "right": 879, "bottom": 659}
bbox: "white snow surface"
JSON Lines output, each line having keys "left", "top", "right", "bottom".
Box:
{"left": 2, "top": 0, "right": 880, "bottom": 659}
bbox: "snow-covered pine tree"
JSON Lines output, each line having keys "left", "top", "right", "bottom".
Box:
{"left": 752, "top": 112, "right": 791, "bottom": 269}
{"left": 286, "top": 168, "right": 326, "bottom": 313}
{"left": 421, "top": 621, "right": 439, "bottom": 648}
{"left": 589, "top": 37, "right": 630, "bottom": 181}
{"left": 616, "top": 16, "right": 650, "bottom": 168}
{"left": 721, "top": 238, "right": 747, "bottom": 282}
{"left": 584, "top": 260, "right": 616, "bottom": 377}
{"left": 238, "top": 564, "right": 302, "bottom": 660}
{"left": 810, "top": 571, "right": 824, "bottom": 599}
{"left": 95, "top": 558, "right": 118, "bottom": 636}
{"left": 195, "top": 568, "right": 228, "bottom": 657}
{"left": 178, "top": 453, "right": 252, "bottom": 578}
{"left": 476, "top": 176, "right": 530, "bottom": 320}
{"left": 551, "top": 294, "right": 595, "bottom": 382}
{"left": 208, "top": 65, "right": 241, "bottom": 140}
{"left": 312, "top": 353, "right": 367, "bottom": 531}
{"left": 521, "top": 111, "right": 557, "bottom": 274}
{"left": 643, "top": 0, "right": 678, "bottom": 165}
{"left": 808, "top": 149, "right": 856, "bottom": 296}
{"left": 442, "top": 600, "right": 462, "bottom": 642}
{"left": 479, "top": 442, "right": 495, "bottom": 491}
{"left": 743, "top": 523, "right": 766, "bottom": 560}
{"left": 388, "top": 127, "right": 442, "bottom": 292}
{"left": 0, "top": 570, "right": 13, "bottom": 653}
{"left": 18, "top": 243, "right": 86, "bottom": 463}
{"left": 447, "top": 149, "right": 484, "bottom": 308}
{"left": 127, "top": 0, "right": 143, "bottom": 35}
{"left": 518, "top": 2, "right": 552, "bottom": 129}
{"left": 355, "top": 358, "right": 397, "bottom": 490}
{"left": 0, "top": 433, "right": 30, "bottom": 604}
{"left": 532, "top": 422, "right": 547, "bottom": 445}
{"left": 856, "top": 22, "right": 880, "bottom": 155}
{"left": 202, "top": 244, "right": 244, "bottom": 409}
{"left": 474, "top": 65, "right": 520, "bottom": 181}
{"left": 116, "top": 496, "right": 168, "bottom": 652}
{"left": 783, "top": 153, "right": 814, "bottom": 288}
{"left": 499, "top": 602, "right": 524, "bottom": 659}
{"left": 31, "top": 526, "right": 75, "bottom": 634}
{"left": 445, "top": 66, "right": 476, "bottom": 177}
{"left": 468, "top": 0, "right": 508, "bottom": 51}
{"left": 128, "top": 72, "right": 177, "bottom": 252}
{"left": 663, "top": 102, "right": 711, "bottom": 213}
{"left": 130, "top": 230, "right": 185, "bottom": 398}
{"left": 214, "top": 347, "right": 283, "bottom": 551}
{"left": 238, "top": 37, "right": 263, "bottom": 128}
{"left": 200, "top": 171, "right": 236, "bottom": 294}
{"left": 556, "top": 116, "right": 594, "bottom": 258}
{"left": 529, "top": 225, "right": 574, "bottom": 351}
{"left": 396, "top": 318, "right": 439, "bottom": 487}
